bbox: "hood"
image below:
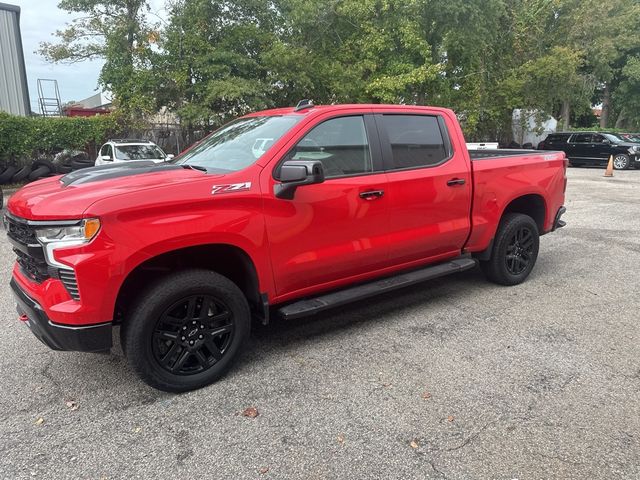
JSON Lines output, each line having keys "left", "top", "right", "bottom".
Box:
{"left": 8, "top": 162, "right": 216, "bottom": 220}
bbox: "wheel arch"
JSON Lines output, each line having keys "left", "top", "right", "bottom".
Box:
{"left": 114, "top": 243, "right": 264, "bottom": 325}
{"left": 473, "top": 192, "right": 547, "bottom": 261}
{"left": 501, "top": 193, "right": 546, "bottom": 233}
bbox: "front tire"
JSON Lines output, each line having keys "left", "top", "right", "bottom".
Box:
{"left": 121, "top": 269, "right": 250, "bottom": 392}
{"left": 613, "top": 154, "right": 630, "bottom": 170}
{"left": 480, "top": 213, "right": 540, "bottom": 286}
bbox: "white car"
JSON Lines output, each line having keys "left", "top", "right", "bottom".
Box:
{"left": 95, "top": 139, "right": 174, "bottom": 166}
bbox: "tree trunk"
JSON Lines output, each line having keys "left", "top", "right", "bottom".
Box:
{"left": 614, "top": 107, "right": 627, "bottom": 129}
{"left": 561, "top": 101, "right": 570, "bottom": 130}
{"left": 600, "top": 83, "right": 610, "bottom": 129}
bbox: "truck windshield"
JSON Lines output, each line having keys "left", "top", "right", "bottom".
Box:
{"left": 173, "top": 115, "right": 301, "bottom": 173}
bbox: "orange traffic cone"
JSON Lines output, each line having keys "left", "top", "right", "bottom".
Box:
{"left": 604, "top": 155, "right": 614, "bottom": 177}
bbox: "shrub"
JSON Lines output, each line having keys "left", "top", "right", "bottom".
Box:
{"left": 0, "top": 113, "right": 123, "bottom": 166}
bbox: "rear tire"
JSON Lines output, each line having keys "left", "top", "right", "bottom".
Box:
{"left": 480, "top": 213, "right": 540, "bottom": 286}
{"left": 121, "top": 269, "right": 250, "bottom": 392}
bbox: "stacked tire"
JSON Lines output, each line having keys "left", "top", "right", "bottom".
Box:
{"left": 0, "top": 150, "right": 95, "bottom": 187}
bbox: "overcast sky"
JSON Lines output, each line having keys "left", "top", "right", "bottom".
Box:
{"left": 12, "top": 0, "right": 166, "bottom": 113}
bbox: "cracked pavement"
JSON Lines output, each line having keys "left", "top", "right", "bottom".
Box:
{"left": 0, "top": 166, "right": 639, "bottom": 479}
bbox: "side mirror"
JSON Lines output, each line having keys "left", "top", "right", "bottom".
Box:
{"left": 101, "top": 155, "right": 112, "bottom": 161}
{"left": 165, "top": 154, "right": 175, "bottom": 160}
{"left": 275, "top": 160, "right": 324, "bottom": 199}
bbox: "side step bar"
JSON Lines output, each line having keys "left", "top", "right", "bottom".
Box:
{"left": 277, "top": 257, "right": 477, "bottom": 320}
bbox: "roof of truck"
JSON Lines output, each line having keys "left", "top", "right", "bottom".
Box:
{"left": 244, "top": 104, "right": 453, "bottom": 117}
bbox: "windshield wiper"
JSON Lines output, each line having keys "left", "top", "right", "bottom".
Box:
{"left": 181, "top": 164, "right": 208, "bottom": 173}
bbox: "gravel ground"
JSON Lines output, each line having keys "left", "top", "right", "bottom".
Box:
{"left": 0, "top": 166, "right": 639, "bottom": 480}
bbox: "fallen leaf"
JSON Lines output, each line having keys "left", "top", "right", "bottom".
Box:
{"left": 337, "top": 434, "right": 345, "bottom": 444}
{"left": 410, "top": 440, "right": 419, "bottom": 449}
{"left": 447, "top": 415, "right": 455, "bottom": 422}
{"left": 258, "top": 467, "right": 269, "bottom": 475}
{"left": 382, "top": 382, "right": 392, "bottom": 388}
{"left": 422, "top": 391, "right": 432, "bottom": 400}
{"left": 133, "top": 426, "right": 142, "bottom": 433}
{"left": 242, "top": 407, "right": 259, "bottom": 418}
{"left": 34, "top": 417, "right": 44, "bottom": 426}
{"left": 65, "top": 400, "right": 79, "bottom": 411}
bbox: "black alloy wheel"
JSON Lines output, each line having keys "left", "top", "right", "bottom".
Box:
{"left": 480, "top": 213, "right": 540, "bottom": 286}
{"left": 504, "top": 226, "right": 535, "bottom": 275}
{"left": 152, "top": 294, "right": 234, "bottom": 375}
{"left": 122, "top": 269, "right": 250, "bottom": 392}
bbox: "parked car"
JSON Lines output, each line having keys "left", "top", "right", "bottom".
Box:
{"left": 6, "top": 103, "right": 567, "bottom": 392}
{"left": 95, "top": 139, "right": 173, "bottom": 166}
{"left": 538, "top": 131, "right": 640, "bottom": 169}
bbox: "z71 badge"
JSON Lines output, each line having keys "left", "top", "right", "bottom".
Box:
{"left": 211, "top": 182, "right": 252, "bottom": 195}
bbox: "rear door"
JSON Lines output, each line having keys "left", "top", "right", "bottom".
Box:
{"left": 568, "top": 133, "right": 593, "bottom": 160}
{"left": 375, "top": 112, "right": 472, "bottom": 264}
{"left": 263, "top": 113, "right": 391, "bottom": 298}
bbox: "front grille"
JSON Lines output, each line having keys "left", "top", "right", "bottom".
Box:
{"left": 58, "top": 269, "right": 80, "bottom": 301}
{"left": 6, "top": 216, "right": 38, "bottom": 245}
{"left": 5, "top": 215, "right": 50, "bottom": 283}
{"left": 6, "top": 214, "right": 81, "bottom": 301}
{"left": 15, "top": 249, "right": 49, "bottom": 283}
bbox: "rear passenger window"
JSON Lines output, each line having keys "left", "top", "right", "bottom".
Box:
{"left": 289, "top": 116, "right": 372, "bottom": 178}
{"left": 547, "top": 134, "right": 569, "bottom": 143}
{"left": 573, "top": 134, "right": 592, "bottom": 143}
{"left": 382, "top": 115, "right": 449, "bottom": 170}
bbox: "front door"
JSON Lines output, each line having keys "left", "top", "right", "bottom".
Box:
{"left": 590, "top": 133, "right": 612, "bottom": 161}
{"left": 263, "top": 114, "right": 390, "bottom": 298}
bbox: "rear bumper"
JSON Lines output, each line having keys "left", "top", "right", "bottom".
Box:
{"left": 552, "top": 206, "right": 566, "bottom": 231}
{"left": 11, "top": 277, "right": 112, "bottom": 352}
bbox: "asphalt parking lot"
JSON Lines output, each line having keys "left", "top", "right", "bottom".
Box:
{"left": 0, "top": 166, "right": 639, "bottom": 480}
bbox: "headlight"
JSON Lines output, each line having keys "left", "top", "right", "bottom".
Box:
{"left": 36, "top": 218, "right": 101, "bottom": 267}
{"left": 629, "top": 146, "right": 640, "bottom": 153}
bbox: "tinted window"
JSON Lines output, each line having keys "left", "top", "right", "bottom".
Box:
{"left": 382, "top": 115, "right": 448, "bottom": 169}
{"left": 572, "top": 134, "right": 592, "bottom": 143}
{"left": 591, "top": 134, "right": 607, "bottom": 143}
{"left": 546, "top": 134, "right": 569, "bottom": 143}
{"left": 289, "top": 116, "right": 372, "bottom": 178}
{"left": 100, "top": 144, "right": 112, "bottom": 157}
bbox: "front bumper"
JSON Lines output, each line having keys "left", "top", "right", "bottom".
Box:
{"left": 11, "top": 278, "right": 112, "bottom": 352}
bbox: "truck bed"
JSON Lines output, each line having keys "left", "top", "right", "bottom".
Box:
{"left": 469, "top": 149, "right": 540, "bottom": 160}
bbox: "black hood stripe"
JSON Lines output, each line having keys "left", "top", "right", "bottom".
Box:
{"left": 60, "top": 161, "right": 185, "bottom": 186}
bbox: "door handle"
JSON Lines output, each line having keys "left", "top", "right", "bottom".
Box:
{"left": 446, "top": 178, "right": 466, "bottom": 186}
{"left": 359, "top": 190, "right": 384, "bottom": 200}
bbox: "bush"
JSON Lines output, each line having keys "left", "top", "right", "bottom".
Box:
{"left": 0, "top": 112, "right": 122, "bottom": 166}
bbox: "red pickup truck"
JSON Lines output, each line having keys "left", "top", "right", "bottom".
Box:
{"left": 6, "top": 103, "right": 567, "bottom": 392}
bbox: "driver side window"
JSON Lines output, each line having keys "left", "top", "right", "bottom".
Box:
{"left": 290, "top": 116, "right": 372, "bottom": 178}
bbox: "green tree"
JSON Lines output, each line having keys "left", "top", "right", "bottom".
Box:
{"left": 39, "top": 0, "right": 156, "bottom": 117}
